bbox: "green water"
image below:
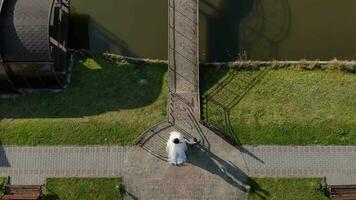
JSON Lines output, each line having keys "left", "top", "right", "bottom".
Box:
{"left": 71, "top": 0, "right": 356, "bottom": 61}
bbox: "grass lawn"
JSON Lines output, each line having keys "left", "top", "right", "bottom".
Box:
{"left": 248, "top": 177, "right": 326, "bottom": 200}
{"left": 1, "top": 54, "right": 356, "bottom": 145}
{"left": 201, "top": 66, "right": 356, "bottom": 145}
{"left": 0, "top": 54, "right": 167, "bottom": 145}
{"left": 43, "top": 178, "right": 122, "bottom": 200}
{"left": 0, "top": 177, "right": 5, "bottom": 196}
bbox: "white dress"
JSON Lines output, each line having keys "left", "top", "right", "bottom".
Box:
{"left": 166, "top": 131, "right": 188, "bottom": 165}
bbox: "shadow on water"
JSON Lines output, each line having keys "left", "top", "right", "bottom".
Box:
{"left": 0, "top": 54, "right": 167, "bottom": 118}
{"left": 200, "top": 0, "right": 291, "bottom": 62}
{"left": 200, "top": 0, "right": 255, "bottom": 62}
{"left": 88, "top": 20, "right": 137, "bottom": 57}
{"left": 69, "top": 13, "right": 90, "bottom": 49}
{"left": 69, "top": 13, "right": 137, "bottom": 57}
{"left": 200, "top": 65, "right": 268, "bottom": 145}
{"left": 239, "top": 0, "right": 291, "bottom": 60}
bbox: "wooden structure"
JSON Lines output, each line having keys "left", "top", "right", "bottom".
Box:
{"left": 329, "top": 185, "right": 356, "bottom": 200}
{"left": 0, "top": 0, "right": 70, "bottom": 94}
{"left": 2, "top": 185, "right": 42, "bottom": 200}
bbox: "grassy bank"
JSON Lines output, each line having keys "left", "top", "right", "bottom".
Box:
{"left": 0, "top": 55, "right": 167, "bottom": 145}
{"left": 248, "top": 177, "right": 326, "bottom": 200}
{"left": 0, "top": 178, "right": 5, "bottom": 196}
{"left": 201, "top": 66, "right": 356, "bottom": 145}
{"left": 1, "top": 54, "right": 356, "bottom": 145}
{"left": 43, "top": 178, "right": 122, "bottom": 200}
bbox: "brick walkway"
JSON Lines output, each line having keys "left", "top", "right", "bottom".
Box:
{"left": 0, "top": 146, "right": 130, "bottom": 185}
{"left": 129, "top": 123, "right": 249, "bottom": 200}
{"left": 242, "top": 145, "right": 356, "bottom": 185}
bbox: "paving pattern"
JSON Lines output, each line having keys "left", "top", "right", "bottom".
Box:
{"left": 3, "top": 0, "right": 355, "bottom": 199}
{"left": 127, "top": 1, "right": 249, "bottom": 199}
{"left": 242, "top": 145, "right": 356, "bottom": 185}
{"left": 128, "top": 125, "right": 249, "bottom": 200}
{"left": 0, "top": 146, "right": 130, "bottom": 185}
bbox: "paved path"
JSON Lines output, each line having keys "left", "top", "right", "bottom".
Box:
{"left": 4, "top": 0, "right": 356, "bottom": 199}
{"left": 242, "top": 145, "right": 356, "bottom": 185}
{"left": 133, "top": 124, "right": 249, "bottom": 200}
{"left": 0, "top": 1, "right": 250, "bottom": 200}
{"left": 0, "top": 146, "right": 130, "bottom": 185}
{"left": 121, "top": 0, "right": 249, "bottom": 199}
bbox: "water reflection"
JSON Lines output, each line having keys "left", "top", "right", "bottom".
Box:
{"left": 239, "top": 0, "right": 291, "bottom": 60}
{"left": 200, "top": 0, "right": 256, "bottom": 62}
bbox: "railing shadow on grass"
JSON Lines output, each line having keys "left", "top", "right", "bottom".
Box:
{"left": 0, "top": 52, "right": 167, "bottom": 119}
{"left": 201, "top": 64, "right": 268, "bottom": 145}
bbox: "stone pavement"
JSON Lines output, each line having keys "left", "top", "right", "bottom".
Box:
{"left": 122, "top": 0, "right": 251, "bottom": 199}
{"left": 129, "top": 124, "right": 249, "bottom": 200}
{"left": 242, "top": 145, "right": 356, "bottom": 185}
{"left": 0, "top": 146, "right": 130, "bottom": 185}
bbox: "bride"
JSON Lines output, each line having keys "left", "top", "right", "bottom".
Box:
{"left": 167, "top": 131, "right": 198, "bottom": 165}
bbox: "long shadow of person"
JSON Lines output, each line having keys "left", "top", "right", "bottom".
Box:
{"left": 187, "top": 145, "right": 248, "bottom": 192}
{"left": 187, "top": 145, "right": 269, "bottom": 198}
{"left": 0, "top": 140, "right": 10, "bottom": 167}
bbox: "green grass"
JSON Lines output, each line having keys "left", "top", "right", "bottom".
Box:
{"left": 0, "top": 177, "right": 5, "bottom": 196}
{"left": 1, "top": 55, "right": 356, "bottom": 145}
{"left": 201, "top": 66, "right": 356, "bottom": 145}
{"left": 0, "top": 55, "right": 167, "bottom": 145}
{"left": 43, "top": 178, "right": 122, "bottom": 200}
{"left": 248, "top": 177, "right": 326, "bottom": 200}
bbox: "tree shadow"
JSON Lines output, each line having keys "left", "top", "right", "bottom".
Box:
{"left": 0, "top": 53, "right": 167, "bottom": 118}
{"left": 201, "top": 65, "right": 268, "bottom": 144}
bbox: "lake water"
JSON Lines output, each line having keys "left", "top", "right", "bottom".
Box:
{"left": 71, "top": 0, "right": 356, "bottom": 62}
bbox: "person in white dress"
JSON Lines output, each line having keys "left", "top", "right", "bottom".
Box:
{"left": 166, "top": 131, "right": 198, "bottom": 165}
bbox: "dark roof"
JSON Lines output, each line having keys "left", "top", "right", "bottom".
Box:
{"left": 0, "top": 0, "right": 53, "bottom": 62}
